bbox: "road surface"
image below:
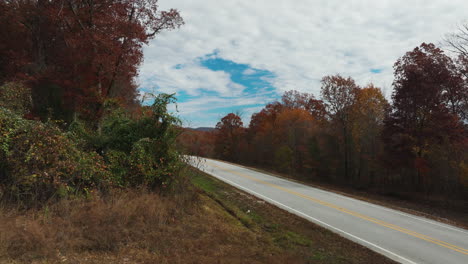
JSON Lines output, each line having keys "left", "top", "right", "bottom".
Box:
{"left": 189, "top": 157, "right": 468, "bottom": 264}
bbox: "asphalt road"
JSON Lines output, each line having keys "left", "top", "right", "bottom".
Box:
{"left": 189, "top": 157, "right": 468, "bottom": 264}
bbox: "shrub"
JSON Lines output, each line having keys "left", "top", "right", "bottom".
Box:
{"left": 95, "top": 94, "right": 183, "bottom": 190}
{"left": 0, "top": 92, "right": 183, "bottom": 205}
{"left": 129, "top": 137, "right": 182, "bottom": 189}
{"left": 105, "top": 150, "right": 130, "bottom": 188}
{"left": 0, "top": 108, "right": 110, "bottom": 205}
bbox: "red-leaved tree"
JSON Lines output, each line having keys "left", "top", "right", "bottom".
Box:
{"left": 383, "top": 43, "right": 466, "bottom": 191}
{"left": 1, "top": 0, "right": 183, "bottom": 123}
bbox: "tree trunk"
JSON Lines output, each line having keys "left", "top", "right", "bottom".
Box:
{"left": 343, "top": 125, "right": 349, "bottom": 183}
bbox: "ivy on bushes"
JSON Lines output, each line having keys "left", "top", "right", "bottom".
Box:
{"left": 1, "top": 85, "right": 183, "bottom": 206}
{"left": 96, "top": 94, "right": 182, "bottom": 190}
{"left": 0, "top": 108, "right": 110, "bottom": 205}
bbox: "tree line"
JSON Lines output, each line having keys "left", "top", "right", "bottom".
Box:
{"left": 181, "top": 41, "right": 468, "bottom": 199}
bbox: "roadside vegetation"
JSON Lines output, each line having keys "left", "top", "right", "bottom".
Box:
{"left": 0, "top": 0, "right": 185, "bottom": 207}
{"left": 0, "top": 167, "right": 288, "bottom": 264}
{"left": 0, "top": 167, "right": 397, "bottom": 263}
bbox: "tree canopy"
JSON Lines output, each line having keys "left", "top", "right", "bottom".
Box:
{"left": 0, "top": 0, "right": 183, "bottom": 122}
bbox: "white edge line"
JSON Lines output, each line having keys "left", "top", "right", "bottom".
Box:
{"left": 197, "top": 163, "right": 419, "bottom": 264}
{"left": 204, "top": 157, "right": 468, "bottom": 235}
{"left": 309, "top": 184, "right": 468, "bottom": 235}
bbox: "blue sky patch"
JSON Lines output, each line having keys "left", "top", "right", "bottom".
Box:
{"left": 370, "top": 68, "right": 383, "bottom": 74}
{"left": 144, "top": 52, "right": 280, "bottom": 127}
{"left": 198, "top": 52, "right": 277, "bottom": 97}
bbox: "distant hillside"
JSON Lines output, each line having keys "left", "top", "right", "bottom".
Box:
{"left": 192, "top": 127, "right": 215, "bottom": 132}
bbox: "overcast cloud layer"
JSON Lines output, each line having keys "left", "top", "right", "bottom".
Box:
{"left": 138, "top": 0, "right": 468, "bottom": 127}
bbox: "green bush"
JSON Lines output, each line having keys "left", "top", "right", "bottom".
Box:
{"left": 0, "top": 93, "right": 183, "bottom": 205}
{"left": 105, "top": 150, "right": 130, "bottom": 187}
{"left": 0, "top": 108, "right": 110, "bottom": 205}
{"left": 95, "top": 94, "right": 183, "bottom": 190}
{"left": 129, "top": 137, "right": 182, "bottom": 189}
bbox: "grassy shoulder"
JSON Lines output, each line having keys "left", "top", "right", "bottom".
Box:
{"left": 191, "top": 167, "right": 397, "bottom": 264}
{"left": 0, "top": 166, "right": 396, "bottom": 264}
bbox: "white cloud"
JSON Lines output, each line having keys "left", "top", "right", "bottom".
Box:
{"left": 243, "top": 68, "right": 257, "bottom": 75}
{"left": 139, "top": 59, "right": 246, "bottom": 97}
{"left": 139, "top": 0, "right": 468, "bottom": 126}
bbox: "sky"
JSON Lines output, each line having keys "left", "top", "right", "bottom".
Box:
{"left": 137, "top": 0, "right": 468, "bottom": 128}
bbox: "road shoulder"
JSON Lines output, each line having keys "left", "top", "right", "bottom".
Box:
{"left": 191, "top": 166, "right": 397, "bottom": 264}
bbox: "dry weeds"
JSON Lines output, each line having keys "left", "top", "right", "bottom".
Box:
{"left": 0, "top": 189, "right": 297, "bottom": 263}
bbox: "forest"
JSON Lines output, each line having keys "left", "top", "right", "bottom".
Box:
{"left": 180, "top": 41, "right": 468, "bottom": 202}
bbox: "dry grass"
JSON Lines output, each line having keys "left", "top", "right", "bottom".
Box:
{"left": 0, "top": 187, "right": 298, "bottom": 264}
{"left": 0, "top": 167, "right": 397, "bottom": 263}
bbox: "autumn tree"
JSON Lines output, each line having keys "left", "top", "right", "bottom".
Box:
{"left": 351, "top": 84, "right": 389, "bottom": 185}
{"left": 281, "top": 90, "right": 327, "bottom": 122}
{"left": 214, "top": 113, "right": 246, "bottom": 162}
{"left": 320, "top": 75, "right": 358, "bottom": 182}
{"left": 0, "top": 0, "right": 183, "bottom": 124}
{"left": 247, "top": 102, "right": 285, "bottom": 166}
{"left": 273, "top": 108, "right": 315, "bottom": 173}
{"left": 383, "top": 43, "right": 465, "bottom": 191}
{"left": 177, "top": 129, "right": 215, "bottom": 158}
{"left": 277, "top": 91, "right": 327, "bottom": 174}
{"left": 242, "top": 91, "right": 327, "bottom": 175}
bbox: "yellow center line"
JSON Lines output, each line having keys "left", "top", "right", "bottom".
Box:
{"left": 207, "top": 161, "right": 468, "bottom": 255}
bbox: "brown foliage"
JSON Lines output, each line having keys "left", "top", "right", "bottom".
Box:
{"left": 177, "top": 129, "right": 216, "bottom": 158}
{"left": 214, "top": 113, "right": 246, "bottom": 162}
{"left": 320, "top": 75, "right": 359, "bottom": 181}
{"left": 382, "top": 43, "right": 467, "bottom": 193}
{"left": 0, "top": 0, "right": 184, "bottom": 122}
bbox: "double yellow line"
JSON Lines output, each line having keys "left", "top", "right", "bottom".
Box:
{"left": 207, "top": 161, "right": 468, "bottom": 255}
